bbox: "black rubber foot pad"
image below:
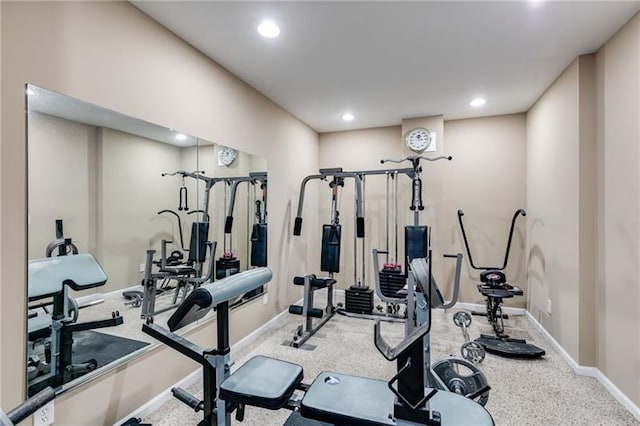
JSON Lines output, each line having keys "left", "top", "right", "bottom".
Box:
{"left": 475, "top": 335, "right": 546, "bottom": 359}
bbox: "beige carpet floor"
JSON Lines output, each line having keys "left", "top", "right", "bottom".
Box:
{"left": 141, "top": 293, "right": 639, "bottom": 426}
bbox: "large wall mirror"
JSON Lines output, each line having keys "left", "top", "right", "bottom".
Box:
{"left": 26, "top": 85, "right": 268, "bottom": 396}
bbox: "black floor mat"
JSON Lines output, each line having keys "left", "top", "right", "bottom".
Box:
{"left": 72, "top": 330, "right": 150, "bottom": 367}
{"left": 476, "top": 334, "right": 545, "bottom": 358}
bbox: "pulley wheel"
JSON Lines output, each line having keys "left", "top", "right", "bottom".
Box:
{"left": 433, "top": 357, "right": 490, "bottom": 406}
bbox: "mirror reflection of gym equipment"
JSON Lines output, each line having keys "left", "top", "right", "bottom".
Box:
{"left": 26, "top": 84, "right": 268, "bottom": 398}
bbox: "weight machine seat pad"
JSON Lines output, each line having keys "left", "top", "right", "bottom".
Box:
{"left": 477, "top": 284, "right": 523, "bottom": 298}
{"left": 292, "top": 276, "right": 336, "bottom": 288}
{"left": 219, "top": 355, "right": 303, "bottom": 410}
{"left": 28, "top": 253, "right": 107, "bottom": 300}
{"left": 301, "top": 372, "right": 495, "bottom": 426}
{"left": 301, "top": 372, "right": 394, "bottom": 426}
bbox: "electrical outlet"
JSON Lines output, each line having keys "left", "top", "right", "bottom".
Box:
{"left": 139, "top": 263, "right": 145, "bottom": 273}
{"left": 547, "top": 299, "right": 552, "bottom": 315}
{"left": 34, "top": 400, "right": 54, "bottom": 426}
{"left": 263, "top": 293, "right": 268, "bottom": 305}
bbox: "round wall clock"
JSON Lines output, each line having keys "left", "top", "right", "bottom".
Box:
{"left": 405, "top": 127, "right": 432, "bottom": 152}
{"left": 218, "top": 146, "right": 237, "bottom": 166}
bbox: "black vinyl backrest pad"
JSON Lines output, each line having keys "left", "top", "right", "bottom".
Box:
{"left": 188, "top": 222, "right": 210, "bottom": 263}
{"left": 480, "top": 270, "right": 506, "bottom": 284}
{"left": 219, "top": 355, "right": 304, "bottom": 410}
{"left": 167, "top": 288, "right": 212, "bottom": 331}
{"left": 405, "top": 226, "right": 428, "bottom": 264}
{"left": 250, "top": 223, "right": 268, "bottom": 267}
{"left": 321, "top": 224, "right": 341, "bottom": 273}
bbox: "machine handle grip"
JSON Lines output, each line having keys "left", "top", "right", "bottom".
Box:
{"left": 356, "top": 217, "right": 365, "bottom": 238}
{"left": 224, "top": 216, "right": 233, "bottom": 234}
{"left": 293, "top": 217, "right": 303, "bottom": 236}
{"left": 6, "top": 387, "right": 55, "bottom": 425}
{"left": 171, "top": 387, "right": 203, "bottom": 412}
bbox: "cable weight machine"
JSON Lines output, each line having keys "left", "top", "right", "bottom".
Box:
{"left": 288, "top": 168, "right": 364, "bottom": 348}
{"left": 340, "top": 155, "right": 454, "bottom": 317}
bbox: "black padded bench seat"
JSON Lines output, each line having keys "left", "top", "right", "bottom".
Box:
{"left": 292, "top": 275, "right": 336, "bottom": 288}
{"left": 219, "top": 355, "right": 304, "bottom": 410}
{"left": 477, "top": 284, "right": 523, "bottom": 299}
{"left": 301, "top": 372, "right": 394, "bottom": 426}
{"left": 301, "top": 372, "right": 495, "bottom": 426}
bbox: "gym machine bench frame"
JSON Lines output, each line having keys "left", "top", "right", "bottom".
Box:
{"left": 141, "top": 263, "right": 494, "bottom": 426}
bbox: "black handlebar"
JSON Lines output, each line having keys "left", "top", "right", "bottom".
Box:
{"left": 380, "top": 155, "right": 452, "bottom": 167}
{"left": 457, "top": 208, "right": 526, "bottom": 271}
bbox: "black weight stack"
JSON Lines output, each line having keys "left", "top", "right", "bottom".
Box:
{"left": 378, "top": 265, "right": 404, "bottom": 298}
{"left": 216, "top": 256, "right": 240, "bottom": 280}
{"left": 345, "top": 286, "right": 374, "bottom": 314}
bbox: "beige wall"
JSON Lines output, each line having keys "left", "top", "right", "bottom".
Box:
{"left": 1, "top": 2, "right": 318, "bottom": 424}
{"left": 526, "top": 58, "right": 582, "bottom": 359}
{"left": 444, "top": 115, "right": 527, "bottom": 305}
{"left": 28, "top": 112, "right": 96, "bottom": 260}
{"left": 595, "top": 12, "right": 640, "bottom": 404}
{"left": 100, "top": 128, "right": 183, "bottom": 291}
{"left": 526, "top": 11, "right": 640, "bottom": 404}
{"left": 318, "top": 114, "right": 527, "bottom": 305}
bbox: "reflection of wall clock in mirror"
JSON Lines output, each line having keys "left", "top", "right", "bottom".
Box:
{"left": 218, "top": 146, "right": 237, "bottom": 166}
{"left": 405, "top": 127, "right": 432, "bottom": 152}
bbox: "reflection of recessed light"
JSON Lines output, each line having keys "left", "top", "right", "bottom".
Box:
{"left": 175, "top": 133, "right": 187, "bottom": 141}
{"left": 341, "top": 112, "right": 355, "bottom": 121}
{"left": 470, "top": 98, "right": 486, "bottom": 107}
{"left": 258, "top": 20, "right": 280, "bottom": 38}
{"left": 26, "top": 88, "right": 35, "bottom": 96}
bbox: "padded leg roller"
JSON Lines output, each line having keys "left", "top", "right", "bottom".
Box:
{"left": 289, "top": 305, "right": 323, "bottom": 318}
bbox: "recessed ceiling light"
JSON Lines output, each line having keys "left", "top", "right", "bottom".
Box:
{"left": 470, "top": 98, "right": 486, "bottom": 107}
{"left": 175, "top": 133, "right": 187, "bottom": 141}
{"left": 341, "top": 112, "right": 355, "bottom": 121}
{"left": 257, "top": 20, "right": 280, "bottom": 38}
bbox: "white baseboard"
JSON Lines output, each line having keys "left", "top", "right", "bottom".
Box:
{"left": 112, "top": 367, "right": 201, "bottom": 426}
{"left": 112, "top": 303, "right": 294, "bottom": 426}
{"left": 526, "top": 311, "right": 640, "bottom": 422}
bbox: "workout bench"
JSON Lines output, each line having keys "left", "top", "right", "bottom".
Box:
{"left": 142, "top": 266, "right": 494, "bottom": 425}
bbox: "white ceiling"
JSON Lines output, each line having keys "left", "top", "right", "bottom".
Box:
{"left": 132, "top": 1, "right": 640, "bottom": 133}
